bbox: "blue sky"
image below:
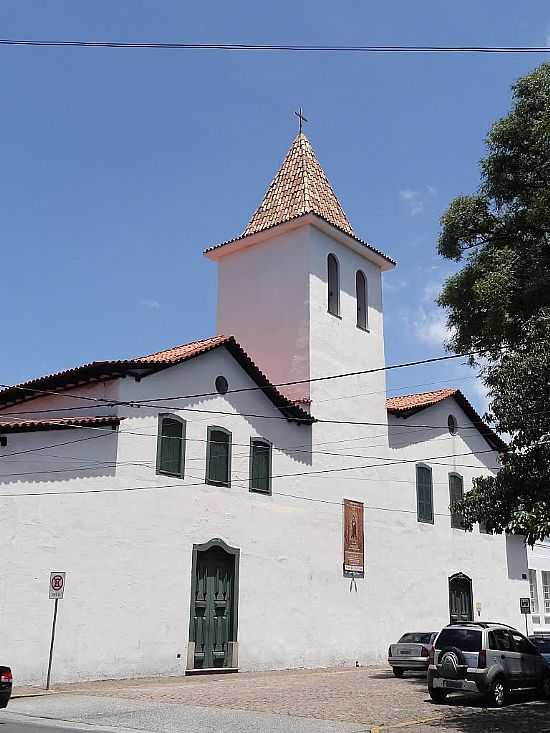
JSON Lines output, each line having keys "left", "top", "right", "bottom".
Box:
{"left": 1, "top": 1, "right": 549, "bottom": 414}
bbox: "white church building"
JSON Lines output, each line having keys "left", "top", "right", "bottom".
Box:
{"left": 0, "top": 131, "right": 531, "bottom": 684}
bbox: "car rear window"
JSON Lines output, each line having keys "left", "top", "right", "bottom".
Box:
{"left": 436, "top": 628, "right": 482, "bottom": 652}
{"left": 398, "top": 633, "right": 433, "bottom": 644}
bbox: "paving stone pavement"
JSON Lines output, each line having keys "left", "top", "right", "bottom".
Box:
{"left": 3, "top": 666, "right": 550, "bottom": 732}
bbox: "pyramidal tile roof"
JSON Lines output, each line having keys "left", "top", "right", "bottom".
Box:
{"left": 243, "top": 133, "right": 354, "bottom": 237}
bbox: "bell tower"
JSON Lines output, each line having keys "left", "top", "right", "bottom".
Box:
{"left": 204, "top": 131, "right": 395, "bottom": 419}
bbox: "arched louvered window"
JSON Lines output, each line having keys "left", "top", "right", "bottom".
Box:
{"left": 449, "top": 473, "right": 465, "bottom": 529}
{"left": 206, "top": 426, "right": 232, "bottom": 487}
{"left": 156, "top": 414, "right": 186, "bottom": 478}
{"left": 327, "top": 254, "right": 340, "bottom": 317}
{"left": 356, "top": 270, "right": 368, "bottom": 330}
{"left": 416, "top": 464, "right": 434, "bottom": 524}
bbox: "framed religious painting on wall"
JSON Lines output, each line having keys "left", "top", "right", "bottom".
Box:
{"left": 343, "top": 499, "right": 364, "bottom": 577}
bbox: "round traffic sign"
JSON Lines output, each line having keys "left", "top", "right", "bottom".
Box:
{"left": 51, "top": 574, "right": 64, "bottom": 591}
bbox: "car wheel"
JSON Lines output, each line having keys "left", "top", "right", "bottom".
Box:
{"left": 392, "top": 667, "right": 404, "bottom": 678}
{"left": 428, "top": 686, "right": 448, "bottom": 703}
{"left": 538, "top": 671, "right": 550, "bottom": 700}
{"left": 487, "top": 676, "right": 507, "bottom": 708}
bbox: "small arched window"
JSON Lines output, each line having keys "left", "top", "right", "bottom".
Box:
{"left": 327, "top": 254, "right": 340, "bottom": 317}
{"left": 206, "top": 426, "right": 232, "bottom": 487}
{"left": 156, "top": 414, "right": 186, "bottom": 478}
{"left": 356, "top": 270, "right": 368, "bottom": 330}
{"left": 416, "top": 464, "right": 434, "bottom": 524}
{"left": 449, "top": 473, "right": 465, "bottom": 529}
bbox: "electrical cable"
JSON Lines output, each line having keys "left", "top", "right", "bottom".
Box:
{"left": 0, "top": 39, "right": 549, "bottom": 54}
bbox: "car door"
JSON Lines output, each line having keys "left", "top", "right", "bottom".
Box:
{"left": 492, "top": 629, "right": 522, "bottom": 685}
{"left": 511, "top": 632, "right": 539, "bottom": 686}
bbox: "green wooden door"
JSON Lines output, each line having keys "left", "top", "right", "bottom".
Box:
{"left": 449, "top": 575, "right": 473, "bottom": 624}
{"left": 191, "top": 546, "right": 235, "bottom": 669}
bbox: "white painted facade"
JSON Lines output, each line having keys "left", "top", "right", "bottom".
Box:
{"left": 0, "top": 137, "right": 530, "bottom": 685}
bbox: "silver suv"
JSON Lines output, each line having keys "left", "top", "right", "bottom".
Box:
{"left": 428, "top": 622, "right": 550, "bottom": 707}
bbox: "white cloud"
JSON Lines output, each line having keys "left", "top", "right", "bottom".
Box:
{"left": 412, "top": 306, "right": 453, "bottom": 348}
{"left": 399, "top": 185, "right": 436, "bottom": 216}
{"left": 140, "top": 298, "right": 161, "bottom": 310}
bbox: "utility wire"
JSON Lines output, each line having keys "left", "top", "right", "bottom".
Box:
{"left": 1, "top": 39, "right": 550, "bottom": 54}
{"left": 0, "top": 350, "right": 479, "bottom": 409}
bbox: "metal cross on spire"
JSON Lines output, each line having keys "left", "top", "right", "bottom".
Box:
{"left": 294, "top": 106, "right": 308, "bottom": 134}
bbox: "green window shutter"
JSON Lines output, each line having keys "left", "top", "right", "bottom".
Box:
{"left": 250, "top": 440, "right": 271, "bottom": 494}
{"left": 156, "top": 415, "right": 185, "bottom": 477}
{"left": 207, "top": 428, "right": 231, "bottom": 486}
{"left": 356, "top": 271, "right": 368, "bottom": 330}
{"left": 327, "top": 254, "right": 340, "bottom": 316}
{"left": 416, "top": 465, "right": 433, "bottom": 523}
{"left": 449, "top": 474, "right": 465, "bottom": 529}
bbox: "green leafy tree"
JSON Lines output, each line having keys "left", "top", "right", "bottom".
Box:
{"left": 438, "top": 63, "right": 550, "bottom": 545}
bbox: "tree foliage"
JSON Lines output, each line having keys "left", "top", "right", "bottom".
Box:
{"left": 438, "top": 63, "right": 550, "bottom": 544}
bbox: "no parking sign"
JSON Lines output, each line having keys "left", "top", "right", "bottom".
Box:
{"left": 49, "top": 572, "right": 66, "bottom": 600}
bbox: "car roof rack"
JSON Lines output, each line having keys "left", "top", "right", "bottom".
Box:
{"left": 445, "top": 621, "right": 516, "bottom": 630}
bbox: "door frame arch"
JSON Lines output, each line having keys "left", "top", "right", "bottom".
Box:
{"left": 188, "top": 538, "right": 240, "bottom": 670}
{"left": 448, "top": 572, "right": 473, "bottom": 624}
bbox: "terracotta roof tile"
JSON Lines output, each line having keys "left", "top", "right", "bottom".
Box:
{"left": 0, "top": 337, "right": 313, "bottom": 424}
{"left": 0, "top": 416, "right": 121, "bottom": 434}
{"left": 386, "top": 388, "right": 457, "bottom": 412}
{"left": 386, "top": 387, "right": 507, "bottom": 453}
{"left": 244, "top": 133, "right": 354, "bottom": 237}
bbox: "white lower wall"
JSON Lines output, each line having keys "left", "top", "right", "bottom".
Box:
{"left": 0, "top": 352, "right": 530, "bottom": 684}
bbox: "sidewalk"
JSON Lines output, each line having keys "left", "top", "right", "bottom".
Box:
{"left": 4, "top": 666, "right": 445, "bottom": 732}
{"left": 3, "top": 666, "right": 548, "bottom": 733}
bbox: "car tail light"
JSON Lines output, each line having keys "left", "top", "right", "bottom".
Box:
{"left": 478, "top": 650, "right": 487, "bottom": 669}
{"left": 388, "top": 646, "right": 392, "bottom": 658}
{"left": 428, "top": 647, "right": 434, "bottom": 664}
{"left": 421, "top": 646, "right": 429, "bottom": 658}
{"left": 0, "top": 670, "right": 12, "bottom": 683}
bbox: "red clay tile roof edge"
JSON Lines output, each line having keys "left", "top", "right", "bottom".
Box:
{"left": 0, "top": 336, "right": 314, "bottom": 425}
{"left": 386, "top": 387, "right": 507, "bottom": 453}
{"left": 204, "top": 211, "right": 396, "bottom": 266}
{"left": 0, "top": 415, "right": 121, "bottom": 434}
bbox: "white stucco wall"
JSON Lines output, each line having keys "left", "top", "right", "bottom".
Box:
{"left": 0, "top": 218, "right": 528, "bottom": 684}
{"left": 0, "top": 348, "right": 527, "bottom": 684}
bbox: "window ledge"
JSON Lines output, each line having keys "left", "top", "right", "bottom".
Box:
{"left": 206, "top": 479, "right": 231, "bottom": 488}
{"left": 327, "top": 310, "right": 342, "bottom": 320}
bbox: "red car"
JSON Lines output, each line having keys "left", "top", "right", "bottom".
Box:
{"left": 0, "top": 667, "right": 12, "bottom": 708}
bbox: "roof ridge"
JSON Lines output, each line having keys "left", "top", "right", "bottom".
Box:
{"left": 242, "top": 133, "right": 354, "bottom": 237}
{"left": 299, "top": 133, "right": 310, "bottom": 211}
{"left": 386, "top": 387, "right": 456, "bottom": 401}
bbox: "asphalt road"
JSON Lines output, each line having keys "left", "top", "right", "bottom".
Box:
{"left": 0, "top": 725, "right": 109, "bottom": 733}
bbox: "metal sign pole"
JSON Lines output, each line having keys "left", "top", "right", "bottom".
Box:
{"left": 46, "top": 598, "right": 59, "bottom": 690}
{"left": 525, "top": 614, "right": 529, "bottom": 637}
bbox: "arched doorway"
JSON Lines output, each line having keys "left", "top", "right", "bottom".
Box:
{"left": 188, "top": 539, "right": 239, "bottom": 670}
{"left": 448, "top": 573, "right": 473, "bottom": 624}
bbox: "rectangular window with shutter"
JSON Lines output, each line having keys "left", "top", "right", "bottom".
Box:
{"left": 529, "top": 569, "right": 540, "bottom": 614}
{"left": 206, "top": 426, "right": 231, "bottom": 487}
{"left": 156, "top": 414, "right": 185, "bottom": 478}
{"left": 249, "top": 438, "right": 272, "bottom": 494}
{"left": 416, "top": 465, "right": 433, "bottom": 524}
{"left": 542, "top": 571, "right": 550, "bottom": 615}
{"left": 449, "top": 474, "right": 465, "bottom": 529}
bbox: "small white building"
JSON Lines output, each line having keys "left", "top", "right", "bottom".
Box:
{"left": 0, "top": 132, "right": 530, "bottom": 684}
{"left": 528, "top": 542, "right": 550, "bottom": 634}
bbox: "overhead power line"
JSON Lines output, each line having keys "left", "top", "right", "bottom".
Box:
{"left": 1, "top": 39, "right": 550, "bottom": 54}
{"left": 0, "top": 350, "right": 478, "bottom": 409}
